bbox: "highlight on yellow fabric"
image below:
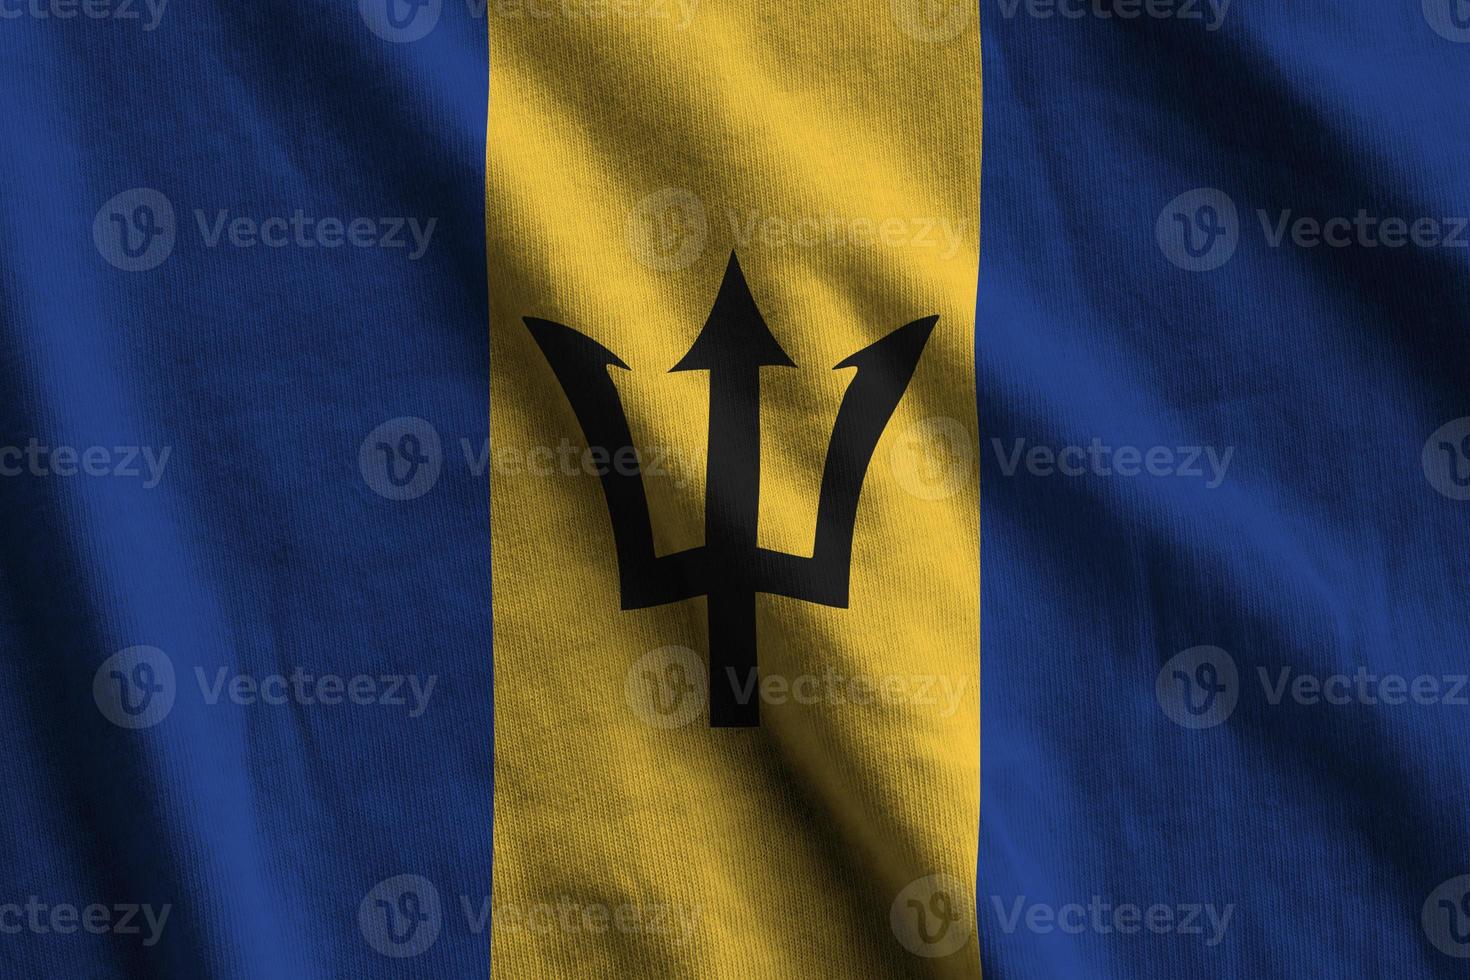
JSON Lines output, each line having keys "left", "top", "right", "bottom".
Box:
{"left": 487, "top": 2, "right": 980, "bottom": 975}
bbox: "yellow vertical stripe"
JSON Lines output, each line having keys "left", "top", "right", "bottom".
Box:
{"left": 489, "top": 2, "right": 980, "bottom": 975}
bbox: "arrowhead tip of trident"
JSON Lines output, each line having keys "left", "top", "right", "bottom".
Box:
{"left": 670, "top": 252, "right": 796, "bottom": 373}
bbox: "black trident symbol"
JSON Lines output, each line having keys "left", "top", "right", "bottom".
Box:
{"left": 526, "top": 253, "right": 935, "bottom": 727}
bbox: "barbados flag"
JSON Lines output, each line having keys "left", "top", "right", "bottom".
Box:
{"left": 8, "top": 0, "right": 1470, "bottom": 977}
